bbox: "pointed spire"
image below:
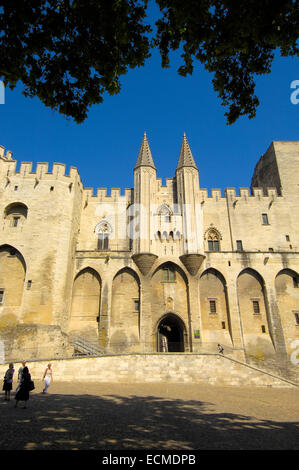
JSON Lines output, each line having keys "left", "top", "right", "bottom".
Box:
{"left": 134, "top": 132, "right": 156, "bottom": 170}
{"left": 176, "top": 133, "right": 198, "bottom": 171}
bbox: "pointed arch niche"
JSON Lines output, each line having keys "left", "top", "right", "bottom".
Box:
{"left": 151, "top": 262, "right": 190, "bottom": 351}
{"left": 237, "top": 268, "right": 274, "bottom": 358}
{"left": 275, "top": 268, "right": 299, "bottom": 355}
{"left": 0, "top": 244, "right": 26, "bottom": 325}
{"left": 69, "top": 267, "right": 102, "bottom": 336}
{"left": 110, "top": 268, "right": 140, "bottom": 353}
{"left": 199, "top": 268, "right": 232, "bottom": 348}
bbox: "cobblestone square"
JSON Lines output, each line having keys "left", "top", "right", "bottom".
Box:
{"left": 0, "top": 380, "right": 298, "bottom": 451}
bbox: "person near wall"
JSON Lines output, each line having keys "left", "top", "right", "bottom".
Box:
{"left": 15, "top": 360, "right": 26, "bottom": 393}
{"left": 14, "top": 366, "right": 32, "bottom": 408}
{"left": 3, "top": 363, "right": 14, "bottom": 401}
{"left": 42, "top": 363, "right": 53, "bottom": 393}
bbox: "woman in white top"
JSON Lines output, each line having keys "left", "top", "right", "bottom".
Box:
{"left": 42, "top": 363, "right": 53, "bottom": 393}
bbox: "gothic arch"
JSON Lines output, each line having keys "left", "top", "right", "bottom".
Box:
{"left": 0, "top": 244, "right": 26, "bottom": 271}
{"left": 199, "top": 268, "right": 232, "bottom": 347}
{"left": 237, "top": 267, "right": 265, "bottom": 286}
{"left": 275, "top": 268, "right": 299, "bottom": 284}
{"left": 203, "top": 226, "right": 222, "bottom": 240}
{"left": 69, "top": 267, "right": 102, "bottom": 335}
{"left": 94, "top": 219, "right": 113, "bottom": 234}
{"left": 237, "top": 267, "right": 274, "bottom": 357}
{"left": 275, "top": 268, "right": 299, "bottom": 356}
{"left": 112, "top": 266, "right": 140, "bottom": 285}
{"left": 157, "top": 203, "right": 173, "bottom": 216}
{"left": 152, "top": 260, "right": 188, "bottom": 284}
{"left": 204, "top": 227, "right": 222, "bottom": 251}
{"left": 200, "top": 267, "right": 227, "bottom": 285}
{"left": 151, "top": 261, "right": 190, "bottom": 351}
{"left": 156, "top": 312, "right": 187, "bottom": 352}
{"left": 110, "top": 267, "right": 141, "bottom": 353}
{"left": 0, "top": 244, "right": 26, "bottom": 315}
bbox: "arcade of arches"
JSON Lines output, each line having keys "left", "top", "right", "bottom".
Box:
{"left": 0, "top": 245, "right": 298, "bottom": 361}
{"left": 64, "top": 260, "right": 299, "bottom": 358}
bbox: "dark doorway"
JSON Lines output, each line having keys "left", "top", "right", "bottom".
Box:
{"left": 157, "top": 313, "right": 185, "bottom": 352}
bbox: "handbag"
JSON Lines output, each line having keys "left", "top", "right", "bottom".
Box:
{"left": 28, "top": 380, "right": 35, "bottom": 391}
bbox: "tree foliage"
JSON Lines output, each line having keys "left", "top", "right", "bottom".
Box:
{"left": 0, "top": 0, "right": 298, "bottom": 124}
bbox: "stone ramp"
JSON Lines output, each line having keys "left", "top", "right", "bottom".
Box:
{"left": 1, "top": 353, "right": 297, "bottom": 388}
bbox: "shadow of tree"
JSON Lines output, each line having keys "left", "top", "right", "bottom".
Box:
{"left": 0, "top": 391, "right": 298, "bottom": 451}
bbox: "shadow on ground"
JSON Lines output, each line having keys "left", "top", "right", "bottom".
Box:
{"left": 0, "top": 390, "right": 298, "bottom": 450}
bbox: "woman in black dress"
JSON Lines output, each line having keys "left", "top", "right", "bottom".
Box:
{"left": 14, "top": 366, "right": 31, "bottom": 408}
{"left": 3, "top": 363, "right": 14, "bottom": 401}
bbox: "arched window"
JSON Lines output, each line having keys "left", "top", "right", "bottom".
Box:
{"left": 95, "top": 220, "right": 112, "bottom": 251}
{"left": 162, "top": 265, "right": 176, "bottom": 282}
{"left": 158, "top": 204, "right": 172, "bottom": 223}
{"left": 4, "top": 203, "right": 28, "bottom": 228}
{"left": 207, "top": 229, "right": 220, "bottom": 251}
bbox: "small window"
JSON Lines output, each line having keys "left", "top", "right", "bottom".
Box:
{"left": 98, "top": 233, "right": 109, "bottom": 250}
{"left": 207, "top": 229, "right": 220, "bottom": 252}
{"left": 293, "top": 277, "right": 299, "bottom": 288}
{"left": 286, "top": 235, "right": 290, "bottom": 242}
{"left": 261, "top": 325, "right": 266, "bottom": 333}
{"left": 262, "top": 213, "right": 269, "bottom": 225}
{"left": 208, "top": 240, "right": 220, "bottom": 251}
{"left": 5, "top": 202, "right": 28, "bottom": 226}
{"left": 209, "top": 300, "right": 217, "bottom": 314}
{"left": 14, "top": 186, "right": 18, "bottom": 191}
{"left": 294, "top": 312, "right": 299, "bottom": 325}
{"left": 13, "top": 216, "right": 20, "bottom": 227}
{"left": 221, "top": 321, "right": 226, "bottom": 329}
{"left": 0, "top": 288, "right": 4, "bottom": 303}
{"left": 163, "top": 267, "right": 175, "bottom": 282}
{"left": 27, "top": 280, "right": 32, "bottom": 290}
{"left": 164, "top": 215, "right": 171, "bottom": 223}
{"left": 236, "top": 240, "right": 243, "bottom": 251}
{"left": 269, "top": 248, "right": 274, "bottom": 252}
{"left": 50, "top": 186, "right": 54, "bottom": 191}
{"left": 134, "top": 299, "right": 140, "bottom": 312}
{"left": 252, "top": 300, "right": 260, "bottom": 314}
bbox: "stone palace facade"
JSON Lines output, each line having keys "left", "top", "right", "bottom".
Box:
{"left": 0, "top": 136, "right": 298, "bottom": 378}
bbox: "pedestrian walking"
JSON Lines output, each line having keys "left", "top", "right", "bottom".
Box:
{"left": 3, "top": 363, "right": 14, "bottom": 401}
{"left": 14, "top": 366, "right": 32, "bottom": 408}
{"left": 15, "top": 360, "right": 26, "bottom": 393}
{"left": 218, "top": 343, "right": 224, "bottom": 354}
{"left": 42, "top": 363, "right": 53, "bottom": 393}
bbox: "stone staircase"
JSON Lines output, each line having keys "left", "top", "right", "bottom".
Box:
{"left": 70, "top": 333, "right": 105, "bottom": 357}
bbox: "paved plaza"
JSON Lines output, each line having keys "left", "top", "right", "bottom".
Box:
{"left": 0, "top": 380, "right": 298, "bottom": 451}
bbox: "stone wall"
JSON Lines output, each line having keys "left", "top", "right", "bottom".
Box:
{"left": 0, "top": 354, "right": 297, "bottom": 388}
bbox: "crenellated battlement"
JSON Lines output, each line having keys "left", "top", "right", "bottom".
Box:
{"left": 0, "top": 145, "right": 13, "bottom": 160}
{"left": 0, "top": 143, "right": 289, "bottom": 204}
{"left": 83, "top": 187, "right": 133, "bottom": 203}
{"left": 199, "top": 186, "right": 282, "bottom": 202}
{"left": 0, "top": 149, "right": 82, "bottom": 187}
{"left": 156, "top": 177, "right": 175, "bottom": 190}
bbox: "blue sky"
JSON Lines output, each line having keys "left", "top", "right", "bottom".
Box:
{"left": 0, "top": 15, "right": 298, "bottom": 195}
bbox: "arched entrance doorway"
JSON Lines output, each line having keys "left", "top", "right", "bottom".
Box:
{"left": 157, "top": 313, "right": 186, "bottom": 352}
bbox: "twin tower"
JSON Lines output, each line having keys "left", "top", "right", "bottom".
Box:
{"left": 132, "top": 132, "right": 204, "bottom": 277}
